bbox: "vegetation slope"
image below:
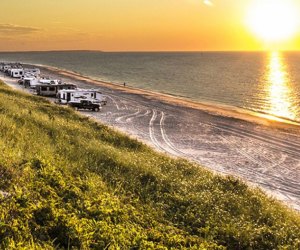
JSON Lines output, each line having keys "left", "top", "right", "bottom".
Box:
{"left": 0, "top": 81, "right": 299, "bottom": 249}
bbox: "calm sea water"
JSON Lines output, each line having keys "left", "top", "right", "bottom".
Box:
{"left": 1, "top": 51, "right": 300, "bottom": 121}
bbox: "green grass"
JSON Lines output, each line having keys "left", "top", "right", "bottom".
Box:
{"left": 0, "top": 81, "right": 299, "bottom": 249}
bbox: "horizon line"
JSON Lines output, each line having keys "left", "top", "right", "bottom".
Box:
{"left": 0, "top": 49, "right": 300, "bottom": 53}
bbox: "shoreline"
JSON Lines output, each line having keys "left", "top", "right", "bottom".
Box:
{"left": 31, "top": 63, "right": 300, "bottom": 130}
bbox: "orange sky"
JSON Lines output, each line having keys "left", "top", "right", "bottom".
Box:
{"left": 0, "top": 0, "right": 300, "bottom": 51}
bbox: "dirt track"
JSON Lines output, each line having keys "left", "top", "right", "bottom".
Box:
{"left": 2, "top": 67, "right": 300, "bottom": 210}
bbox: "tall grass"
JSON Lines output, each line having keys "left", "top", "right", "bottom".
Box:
{"left": 0, "top": 81, "right": 299, "bottom": 249}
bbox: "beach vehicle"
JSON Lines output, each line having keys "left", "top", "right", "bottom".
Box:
{"left": 68, "top": 100, "right": 101, "bottom": 111}
{"left": 24, "top": 68, "right": 40, "bottom": 76}
{"left": 24, "top": 77, "right": 39, "bottom": 88}
{"left": 9, "top": 68, "right": 24, "bottom": 78}
{"left": 36, "top": 83, "right": 77, "bottom": 97}
{"left": 0, "top": 63, "right": 4, "bottom": 71}
{"left": 18, "top": 73, "right": 36, "bottom": 85}
{"left": 24, "top": 76, "right": 61, "bottom": 89}
{"left": 2, "top": 65, "right": 11, "bottom": 73}
{"left": 56, "top": 89, "right": 107, "bottom": 105}
{"left": 39, "top": 78, "right": 61, "bottom": 85}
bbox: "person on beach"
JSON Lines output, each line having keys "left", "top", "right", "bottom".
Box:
{"left": 123, "top": 82, "right": 126, "bottom": 87}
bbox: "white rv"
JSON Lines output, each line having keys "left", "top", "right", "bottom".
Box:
{"left": 0, "top": 63, "right": 7, "bottom": 71}
{"left": 36, "top": 83, "right": 77, "bottom": 97}
{"left": 24, "top": 68, "right": 40, "bottom": 76}
{"left": 39, "top": 79, "right": 61, "bottom": 85}
{"left": 10, "top": 68, "right": 24, "bottom": 78}
{"left": 18, "top": 72, "right": 37, "bottom": 85}
{"left": 2, "top": 65, "right": 11, "bottom": 72}
{"left": 24, "top": 77, "right": 39, "bottom": 88}
{"left": 57, "top": 89, "right": 107, "bottom": 105}
{"left": 24, "top": 76, "right": 61, "bottom": 89}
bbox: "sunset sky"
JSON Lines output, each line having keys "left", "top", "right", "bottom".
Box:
{"left": 1, "top": 0, "right": 300, "bottom": 51}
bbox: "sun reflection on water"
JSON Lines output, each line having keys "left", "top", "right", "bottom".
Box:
{"left": 266, "top": 51, "right": 297, "bottom": 121}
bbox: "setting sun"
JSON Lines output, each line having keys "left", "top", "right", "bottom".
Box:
{"left": 246, "top": 0, "right": 300, "bottom": 42}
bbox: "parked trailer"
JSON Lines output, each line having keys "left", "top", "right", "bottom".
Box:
{"left": 18, "top": 72, "right": 37, "bottom": 85}
{"left": 24, "top": 77, "right": 39, "bottom": 88}
{"left": 0, "top": 64, "right": 11, "bottom": 72}
{"left": 39, "top": 79, "right": 61, "bottom": 85}
{"left": 36, "top": 83, "right": 77, "bottom": 97}
{"left": 2, "top": 65, "right": 11, "bottom": 73}
{"left": 10, "top": 68, "right": 24, "bottom": 78}
{"left": 24, "top": 68, "right": 40, "bottom": 76}
{"left": 57, "top": 89, "right": 107, "bottom": 105}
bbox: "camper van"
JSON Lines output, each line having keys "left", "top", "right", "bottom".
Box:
{"left": 24, "top": 68, "right": 40, "bottom": 76}
{"left": 39, "top": 79, "right": 61, "bottom": 85}
{"left": 24, "top": 77, "right": 39, "bottom": 88}
{"left": 57, "top": 89, "right": 107, "bottom": 105}
{"left": 0, "top": 63, "right": 10, "bottom": 72}
{"left": 2, "top": 65, "right": 11, "bottom": 73}
{"left": 10, "top": 68, "right": 24, "bottom": 78}
{"left": 18, "top": 72, "right": 36, "bottom": 85}
{"left": 36, "top": 83, "right": 77, "bottom": 97}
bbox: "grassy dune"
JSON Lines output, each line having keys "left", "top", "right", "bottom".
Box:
{"left": 0, "top": 81, "right": 299, "bottom": 249}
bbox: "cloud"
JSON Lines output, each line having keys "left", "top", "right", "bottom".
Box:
{"left": 0, "top": 24, "right": 42, "bottom": 36}
{"left": 203, "top": 0, "right": 214, "bottom": 7}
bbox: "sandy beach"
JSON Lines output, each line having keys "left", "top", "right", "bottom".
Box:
{"left": 2, "top": 65, "right": 300, "bottom": 210}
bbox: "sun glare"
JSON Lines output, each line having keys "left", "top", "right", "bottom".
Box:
{"left": 266, "top": 51, "right": 296, "bottom": 120}
{"left": 246, "top": 0, "right": 300, "bottom": 42}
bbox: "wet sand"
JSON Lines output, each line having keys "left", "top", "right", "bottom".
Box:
{"left": 2, "top": 65, "right": 300, "bottom": 210}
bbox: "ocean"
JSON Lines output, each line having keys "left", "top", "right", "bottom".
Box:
{"left": 1, "top": 51, "right": 300, "bottom": 122}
